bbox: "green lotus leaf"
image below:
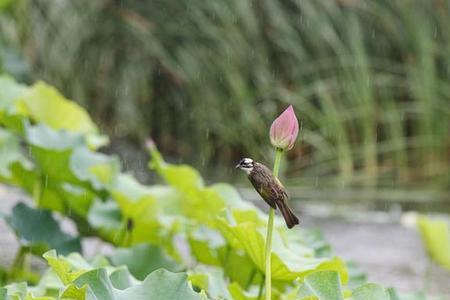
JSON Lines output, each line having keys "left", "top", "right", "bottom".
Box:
{"left": 169, "top": 185, "right": 225, "bottom": 226}
{"left": 0, "top": 282, "right": 27, "bottom": 299}
{"left": 280, "top": 230, "right": 323, "bottom": 261}
{"left": 87, "top": 199, "right": 122, "bottom": 231}
{"left": 346, "top": 262, "right": 367, "bottom": 290}
{"left": 0, "top": 76, "right": 28, "bottom": 133}
{"left": 37, "top": 180, "right": 68, "bottom": 213}
{"left": 25, "top": 124, "right": 83, "bottom": 184}
{"left": 227, "top": 282, "right": 259, "bottom": 300}
{"left": 110, "top": 243, "right": 182, "bottom": 280}
{"left": 386, "top": 288, "right": 430, "bottom": 300}
{"left": 26, "top": 123, "right": 84, "bottom": 150}
{"left": 0, "top": 75, "right": 27, "bottom": 111}
{"left": 111, "top": 173, "right": 154, "bottom": 202}
{"left": 85, "top": 133, "right": 109, "bottom": 150}
{"left": 228, "top": 209, "right": 266, "bottom": 228}
{"left": 59, "top": 183, "right": 97, "bottom": 218}
{"left": 71, "top": 147, "right": 119, "bottom": 190}
{"left": 28, "top": 179, "right": 97, "bottom": 219}
{"left": 217, "top": 214, "right": 347, "bottom": 282}
{"left": 16, "top": 81, "right": 97, "bottom": 135}
{"left": 221, "top": 249, "right": 258, "bottom": 289}
{"left": 148, "top": 185, "right": 184, "bottom": 215}
{"left": 26, "top": 124, "right": 118, "bottom": 191}
{"left": 2, "top": 161, "right": 37, "bottom": 196}
{"left": 109, "top": 267, "right": 140, "bottom": 290}
{"left": 28, "top": 268, "right": 65, "bottom": 299}
{"left": 11, "top": 176, "right": 92, "bottom": 228}
{"left": 157, "top": 179, "right": 226, "bottom": 226}
{"left": 149, "top": 148, "right": 223, "bottom": 223}
{"left": 417, "top": 215, "right": 450, "bottom": 271}
{"left": 296, "top": 275, "right": 422, "bottom": 300}
{"left": 0, "top": 77, "right": 106, "bottom": 149}
{"left": 188, "top": 266, "right": 231, "bottom": 300}
{"left": 73, "top": 268, "right": 207, "bottom": 300}
{"left": 0, "top": 111, "right": 25, "bottom": 134}
{"left": 43, "top": 250, "right": 107, "bottom": 286}
{"left": 60, "top": 284, "right": 88, "bottom": 300}
{"left": 129, "top": 218, "right": 168, "bottom": 252}
{"left": 182, "top": 187, "right": 227, "bottom": 226}
{"left": 284, "top": 228, "right": 332, "bottom": 258}
{"left": 37, "top": 251, "right": 207, "bottom": 299}
{"left": 150, "top": 147, "right": 204, "bottom": 191}
{"left": 110, "top": 174, "right": 159, "bottom": 219}
{"left": 297, "top": 271, "right": 344, "bottom": 300}
{"left": 4, "top": 124, "right": 113, "bottom": 216}
{"left": 352, "top": 283, "right": 388, "bottom": 300}
{"left": 0, "top": 128, "right": 32, "bottom": 179}
{"left": 5, "top": 203, "right": 81, "bottom": 256}
{"left": 74, "top": 269, "right": 114, "bottom": 300}
{"left": 209, "top": 183, "right": 257, "bottom": 210}
{"left": 109, "top": 174, "right": 165, "bottom": 246}
{"left": 134, "top": 216, "right": 186, "bottom": 264}
{"left": 188, "top": 226, "right": 226, "bottom": 266}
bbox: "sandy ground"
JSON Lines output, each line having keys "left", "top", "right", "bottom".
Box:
{"left": 0, "top": 184, "right": 449, "bottom": 298}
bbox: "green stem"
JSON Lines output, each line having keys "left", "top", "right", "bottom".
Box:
{"left": 264, "top": 148, "right": 283, "bottom": 300}
{"left": 258, "top": 275, "right": 264, "bottom": 300}
{"left": 32, "top": 175, "right": 42, "bottom": 206}
{"left": 272, "top": 148, "right": 283, "bottom": 178}
{"left": 9, "top": 246, "right": 27, "bottom": 280}
{"left": 245, "top": 268, "right": 257, "bottom": 289}
{"left": 114, "top": 219, "right": 128, "bottom": 246}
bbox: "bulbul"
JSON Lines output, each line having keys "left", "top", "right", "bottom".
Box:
{"left": 235, "top": 158, "right": 299, "bottom": 228}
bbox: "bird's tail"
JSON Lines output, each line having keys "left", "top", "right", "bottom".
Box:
{"left": 277, "top": 201, "right": 299, "bottom": 229}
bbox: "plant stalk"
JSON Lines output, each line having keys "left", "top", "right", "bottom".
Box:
{"left": 264, "top": 148, "right": 283, "bottom": 300}
{"left": 9, "top": 246, "right": 27, "bottom": 280}
{"left": 258, "top": 275, "right": 265, "bottom": 300}
{"left": 32, "top": 176, "right": 42, "bottom": 206}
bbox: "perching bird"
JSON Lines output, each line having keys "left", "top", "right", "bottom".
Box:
{"left": 235, "top": 158, "right": 299, "bottom": 228}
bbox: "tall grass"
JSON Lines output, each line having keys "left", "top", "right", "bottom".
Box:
{"left": 1, "top": 0, "right": 449, "bottom": 189}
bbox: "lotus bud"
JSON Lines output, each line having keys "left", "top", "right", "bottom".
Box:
{"left": 269, "top": 105, "right": 299, "bottom": 151}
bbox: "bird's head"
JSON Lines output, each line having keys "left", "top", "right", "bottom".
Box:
{"left": 235, "top": 158, "right": 254, "bottom": 175}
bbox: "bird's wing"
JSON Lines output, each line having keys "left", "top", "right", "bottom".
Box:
{"left": 249, "top": 176, "right": 277, "bottom": 209}
{"left": 273, "top": 177, "right": 289, "bottom": 200}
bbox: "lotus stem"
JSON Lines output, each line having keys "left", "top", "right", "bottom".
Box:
{"left": 264, "top": 147, "right": 283, "bottom": 300}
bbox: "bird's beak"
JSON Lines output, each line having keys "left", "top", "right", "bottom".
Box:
{"left": 235, "top": 163, "right": 240, "bottom": 169}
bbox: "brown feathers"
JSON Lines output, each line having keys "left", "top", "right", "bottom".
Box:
{"left": 248, "top": 162, "right": 299, "bottom": 228}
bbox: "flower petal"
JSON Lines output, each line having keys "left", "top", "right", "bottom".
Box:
{"left": 269, "top": 105, "right": 299, "bottom": 151}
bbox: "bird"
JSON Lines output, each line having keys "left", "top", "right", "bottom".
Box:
{"left": 235, "top": 158, "right": 299, "bottom": 228}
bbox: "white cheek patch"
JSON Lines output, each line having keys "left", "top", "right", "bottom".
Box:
{"left": 243, "top": 167, "right": 253, "bottom": 175}
{"left": 243, "top": 158, "right": 253, "bottom": 164}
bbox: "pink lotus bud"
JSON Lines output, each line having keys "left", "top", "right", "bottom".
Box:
{"left": 270, "top": 105, "right": 299, "bottom": 151}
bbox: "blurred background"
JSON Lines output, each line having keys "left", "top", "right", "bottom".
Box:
{"left": 0, "top": 0, "right": 450, "bottom": 296}
{"left": 1, "top": 0, "right": 450, "bottom": 200}
{"left": 1, "top": 0, "right": 450, "bottom": 192}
